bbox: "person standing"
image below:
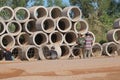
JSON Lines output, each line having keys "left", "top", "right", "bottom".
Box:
{"left": 3, "top": 48, "right": 14, "bottom": 61}
{"left": 76, "top": 33, "right": 85, "bottom": 59}
{"left": 84, "top": 32, "right": 93, "bottom": 58}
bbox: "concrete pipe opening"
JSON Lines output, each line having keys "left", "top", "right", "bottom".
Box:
{"left": 64, "top": 30, "right": 78, "bottom": 45}
{"left": 23, "top": 19, "right": 36, "bottom": 34}
{"left": 56, "top": 17, "right": 72, "bottom": 32}
{"left": 14, "top": 7, "right": 30, "bottom": 23}
{"left": 30, "top": 31, "right": 48, "bottom": 47}
{"left": 0, "top": 34, "right": 15, "bottom": 49}
{"left": 62, "top": 6, "right": 82, "bottom": 22}
{"left": 0, "top": 21, "right": 6, "bottom": 35}
{"left": 49, "top": 31, "right": 63, "bottom": 44}
{"left": 16, "top": 32, "right": 30, "bottom": 46}
{"left": 47, "top": 6, "right": 62, "bottom": 19}
{"left": 71, "top": 45, "right": 81, "bottom": 58}
{"left": 22, "top": 45, "right": 40, "bottom": 61}
{"left": 73, "top": 19, "right": 89, "bottom": 34}
{"left": 0, "top": 6, "right": 14, "bottom": 22}
{"left": 6, "top": 21, "right": 22, "bottom": 36}
{"left": 36, "top": 17, "right": 56, "bottom": 33}
{"left": 92, "top": 43, "right": 103, "bottom": 57}
{"left": 102, "top": 42, "right": 118, "bottom": 56}
{"left": 107, "top": 29, "right": 120, "bottom": 44}
{"left": 60, "top": 44, "right": 71, "bottom": 59}
{"left": 29, "top": 6, "right": 48, "bottom": 20}
{"left": 11, "top": 46, "right": 22, "bottom": 60}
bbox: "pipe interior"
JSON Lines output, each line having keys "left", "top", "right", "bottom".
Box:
{"left": 107, "top": 44, "right": 117, "bottom": 55}
{"left": 35, "top": 34, "right": 46, "bottom": 45}
{"left": 2, "top": 35, "right": 14, "bottom": 48}
{"left": 115, "top": 30, "right": 120, "bottom": 42}
{"left": 61, "top": 46, "right": 69, "bottom": 56}
{"left": 0, "top": 8, "right": 13, "bottom": 20}
{"left": 76, "top": 21, "right": 87, "bottom": 33}
{"left": 72, "top": 45, "right": 80, "bottom": 56}
{"left": 43, "top": 19, "right": 54, "bottom": 30}
{"left": 92, "top": 45, "right": 101, "bottom": 56}
{"left": 19, "top": 34, "right": 29, "bottom": 45}
{"left": 16, "top": 9, "right": 28, "bottom": 20}
{"left": 27, "top": 20, "right": 36, "bottom": 32}
{"left": 69, "top": 8, "right": 80, "bottom": 20}
{"left": 58, "top": 18, "right": 70, "bottom": 30}
{"left": 0, "top": 50, "right": 4, "bottom": 60}
{"left": 65, "top": 32, "right": 76, "bottom": 43}
{"left": 42, "top": 46, "right": 50, "bottom": 59}
{"left": 36, "top": 8, "right": 47, "bottom": 18}
{"left": 51, "top": 8, "right": 62, "bottom": 19}
{"left": 8, "top": 22, "right": 20, "bottom": 33}
{"left": 27, "top": 47, "right": 39, "bottom": 59}
{"left": 12, "top": 48, "right": 22, "bottom": 59}
{"left": 51, "top": 33, "right": 62, "bottom": 43}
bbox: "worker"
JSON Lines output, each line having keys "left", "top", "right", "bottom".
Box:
{"left": 76, "top": 33, "right": 85, "bottom": 59}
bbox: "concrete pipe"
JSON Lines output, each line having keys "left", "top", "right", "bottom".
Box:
{"left": 92, "top": 43, "right": 103, "bottom": 57}
{"left": 113, "top": 18, "right": 120, "bottom": 29}
{"left": 6, "top": 20, "right": 22, "bottom": 36}
{"left": 36, "top": 17, "right": 56, "bottom": 33}
{"left": 47, "top": 6, "right": 62, "bottom": 19}
{"left": 0, "top": 6, "right": 14, "bottom": 22}
{"left": 102, "top": 42, "right": 118, "bottom": 56}
{"left": 49, "top": 31, "right": 63, "bottom": 44}
{"left": 30, "top": 31, "right": 48, "bottom": 47}
{"left": 0, "top": 48, "right": 4, "bottom": 61}
{"left": 16, "top": 32, "right": 30, "bottom": 46}
{"left": 117, "top": 44, "right": 120, "bottom": 56}
{"left": 21, "top": 45, "right": 40, "bottom": 61}
{"left": 60, "top": 44, "right": 71, "bottom": 59}
{"left": 0, "top": 20, "right": 6, "bottom": 35}
{"left": 23, "top": 19, "right": 36, "bottom": 35}
{"left": 73, "top": 19, "right": 89, "bottom": 34}
{"left": 0, "top": 34, "right": 15, "bottom": 49}
{"left": 62, "top": 6, "right": 82, "bottom": 22}
{"left": 56, "top": 17, "right": 72, "bottom": 33}
{"left": 14, "top": 7, "right": 30, "bottom": 23}
{"left": 10, "top": 46, "right": 22, "bottom": 60}
{"left": 29, "top": 6, "right": 48, "bottom": 20}
{"left": 63, "top": 30, "right": 78, "bottom": 45}
{"left": 70, "top": 45, "right": 81, "bottom": 58}
{"left": 107, "top": 29, "right": 120, "bottom": 44}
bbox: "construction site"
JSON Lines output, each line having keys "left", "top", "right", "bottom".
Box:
{"left": 0, "top": 6, "right": 120, "bottom": 80}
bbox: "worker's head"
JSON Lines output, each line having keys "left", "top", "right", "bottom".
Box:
{"left": 6, "top": 48, "right": 10, "bottom": 51}
{"left": 85, "top": 32, "right": 90, "bottom": 36}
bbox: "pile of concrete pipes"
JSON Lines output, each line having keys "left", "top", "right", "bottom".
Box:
{"left": 0, "top": 6, "right": 117, "bottom": 61}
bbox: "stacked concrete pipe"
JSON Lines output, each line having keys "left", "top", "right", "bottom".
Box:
{"left": 10, "top": 46, "right": 22, "bottom": 60}
{"left": 6, "top": 20, "right": 22, "bottom": 36}
{"left": 49, "top": 31, "right": 63, "bottom": 44}
{"left": 21, "top": 45, "right": 40, "bottom": 61}
{"left": 23, "top": 19, "right": 36, "bottom": 34}
{"left": 60, "top": 44, "right": 71, "bottom": 59}
{"left": 56, "top": 17, "right": 72, "bottom": 32}
{"left": 62, "top": 6, "right": 82, "bottom": 22}
{"left": 0, "top": 20, "right": 6, "bottom": 35}
{"left": 92, "top": 43, "right": 103, "bottom": 57}
{"left": 36, "top": 17, "right": 56, "bottom": 33}
{"left": 0, "top": 34, "right": 15, "bottom": 49}
{"left": 47, "top": 6, "right": 62, "bottom": 19}
{"left": 72, "top": 19, "right": 89, "bottom": 34}
{"left": 29, "top": 31, "right": 48, "bottom": 47}
{"left": 63, "top": 30, "right": 78, "bottom": 45}
{"left": 0, "top": 6, "right": 15, "bottom": 22}
{"left": 14, "top": 7, "right": 30, "bottom": 23}
{"left": 107, "top": 29, "right": 120, "bottom": 44}
{"left": 16, "top": 32, "right": 30, "bottom": 46}
{"left": 102, "top": 42, "right": 118, "bottom": 56}
{"left": 29, "top": 6, "right": 48, "bottom": 20}
{"left": 113, "top": 18, "right": 120, "bottom": 29}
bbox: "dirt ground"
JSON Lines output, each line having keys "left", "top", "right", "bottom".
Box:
{"left": 0, "top": 56, "right": 120, "bottom": 80}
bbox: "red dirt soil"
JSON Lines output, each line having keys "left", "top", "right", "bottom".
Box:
{"left": 0, "top": 56, "right": 120, "bottom": 80}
